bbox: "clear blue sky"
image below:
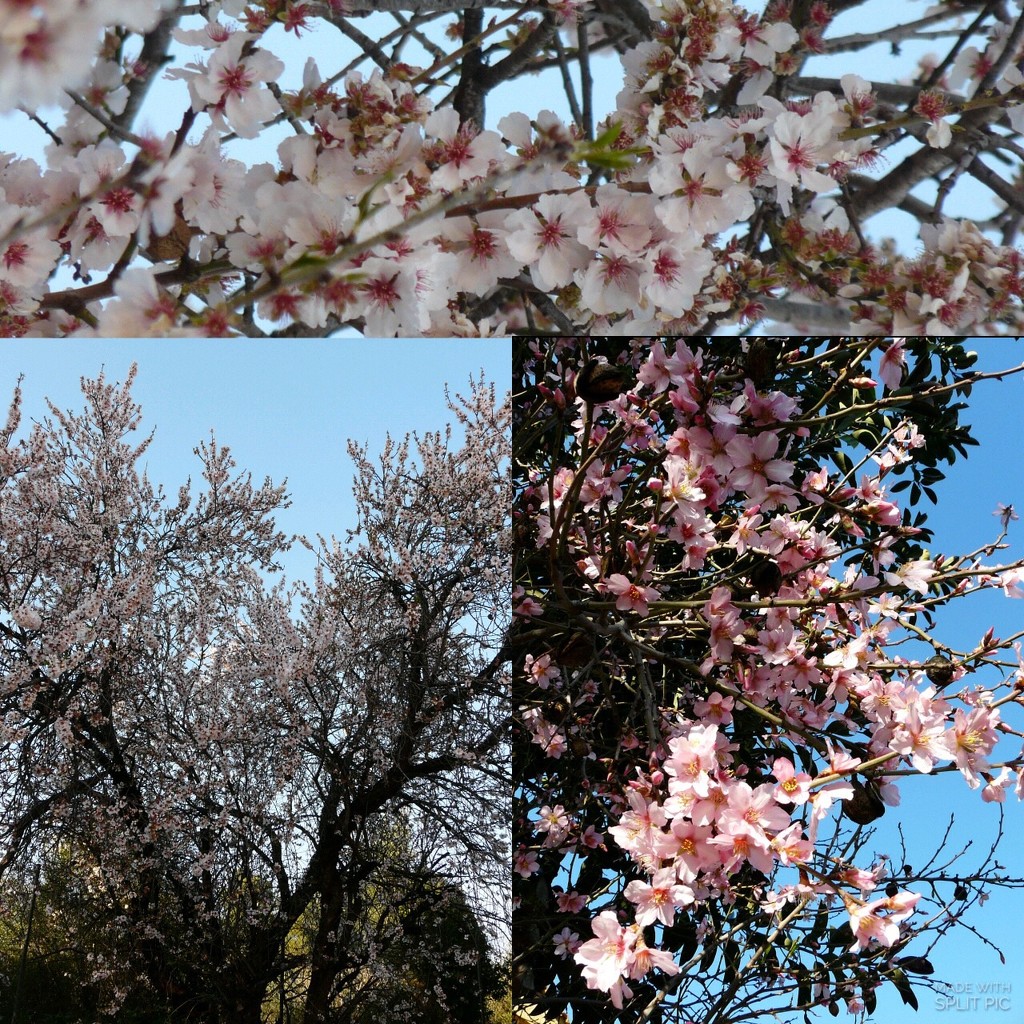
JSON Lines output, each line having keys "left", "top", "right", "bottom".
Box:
{"left": 848, "top": 340, "right": 1024, "bottom": 1024}
{"left": 0, "top": 339, "right": 509, "bottom": 586}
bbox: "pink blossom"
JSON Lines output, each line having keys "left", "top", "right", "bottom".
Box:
{"left": 607, "top": 790, "right": 667, "bottom": 857}
{"left": 981, "top": 768, "right": 1014, "bottom": 803}
{"left": 717, "top": 780, "right": 791, "bottom": 838}
{"left": 879, "top": 340, "right": 907, "bottom": 390}
{"left": 891, "top": 702, "right": 949, "bottom": 773}
{"left": 997, "top": 569, "right": 1024, "bottom": 598}
{"left": 703, "top": 586, "right": 744, "bottom": 664}
{"left": 514, "top": 847, "right": 540, "bottom": 878}
{"left": 553, "top": 927, "right": 581, "bottom": 958}
{"left": 846, "top": 891, "right": 920, "bottom": 951}
{"left": 725, "top": 432, "right": 794, "bottom": 501}
{"left": 442, "top": 212, "right": 522, "bottom": 295}
{"left": 629, "top": 939, "right": 681, "bottom": 981}
{"left": 772, "top": 756, "right": 812, "bottom": 804}
{"left": 653, "top": 818, "right": 715, "bottom": 880}
{"left": 604, "top": 573, "right": 660, "bottom": 616}
{"left": 0, "top": 220, "right": 61, "bottom": 291}
{"left": 771, "top": 822, "right": 812, "bottom": 866}
{"left": 93, "top": 266, "right": 185, "bottom": 336}
{"left": 556, "top": 891, "right": 587, "bottom": 913}
{"left": 664, "top": 724, "right": 719, "bottom": 799}
{"left": 942, "top": 706, "right": 999, "bottom": 788}
{"left": 513, "top": 587, "right": 544, "bottom": 618}
{"left": 524, "top": 653, "right": 561, "bottom": 690}
{"left": 536, "top": 804, "right": 571, "bottom": 847}
{"left": 624, "top": 866, "right": 694, "bottom": 926}
{"left": 577, "top": 184, "right": 653, "bottom": 256}
{"left": 577, "top": 252, "right": 643, "bottom": 316}
{"left": 709, "top": 823, "right": 775, "bottom": 873}
{"left": 884, "top": 559, "right": 935, "bottom": 595}
{"left": 574, "top": 912, "right": 638, "bottom": 1009}
{"left": 693, "top": 692, "right": 734, "bottom": 726}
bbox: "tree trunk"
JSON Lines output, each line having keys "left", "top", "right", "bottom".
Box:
{"left": 303, "top": 867, "right": 346, "bottom": 1024}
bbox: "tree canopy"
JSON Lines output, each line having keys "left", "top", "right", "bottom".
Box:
{"left": 0, "top": 366, "right": 511, "bottom": 1023}
{"left": 6, "top": 1, "right": 1024, "bottom": 334}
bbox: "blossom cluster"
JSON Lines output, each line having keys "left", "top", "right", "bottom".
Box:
{"left": 513, "top": 339, "right": 1024, "bottom": 1013}
{"left": 3, "top": 0, "right": 1024, "bottom": 334}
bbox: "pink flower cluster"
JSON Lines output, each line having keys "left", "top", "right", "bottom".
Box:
{"left": 513, "top": 341, "right": 1024, "bottom": 1004}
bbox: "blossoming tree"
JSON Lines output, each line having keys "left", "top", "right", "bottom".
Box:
{"left": 6, "top": 0, "right": 1024, "bottom": 335}
{"left": 513, "top": 338, "right": 1024, "bottom": 1024}
{"left": 0, "top": 366, "right": 511, "bottom": 1022}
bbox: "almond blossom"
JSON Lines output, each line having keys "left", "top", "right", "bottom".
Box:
{"left": 574, "top": 912, "right": 639, "bottom": 1009}
{"left": 624, "top": 866, "right": 695, "bottom": 926}
{"left": 516, "top": 340, "right": 1024, "bottom": 1023}
{"left": 170, "top": 32, "right": 284, "bottom": 139}
{"left": 846, "top": 891, "right": 921, "bottom": 952}
{"left": 603, "top": 573, "right": 660, "bottom": 616}
{"left": 505, "top": 192, "right": 594, "bottom": 291}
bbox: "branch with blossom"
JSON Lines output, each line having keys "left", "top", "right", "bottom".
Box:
{"left": 6, "top": 1, "right": 1024, "bottom": 334}
{"left": 513, "top": 338, "right": 1024, "bottom": 1024}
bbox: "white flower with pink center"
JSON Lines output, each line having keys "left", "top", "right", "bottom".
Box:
{"left": 577, "top": 252, "right": 643, "bottom": 316}
{"left": 768, "top": 108, "right": 839, "bottom": 194}
{"left": 0, "top": 212, "right": 61, "bottom": 291}
{"left": 424, "top": 108, "right": 507, "bottom": 191}
{"left": 639, "top": 239, "right": 712, "bottom": 318}
{"left": 442, "top": 212, "right": 522, "bottom": 295}
{"left": 505, "top": 192, "right": 593, "bottom": 290}
{"left": 173, "top": 33, "right": 284, "bottom": 139}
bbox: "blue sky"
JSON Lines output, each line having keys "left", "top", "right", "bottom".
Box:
{"left": 0, "top": 339, "right": 509, "bottom": 586}
{"left": 860, "top": 340, "right": 1024, "bottom": 1024}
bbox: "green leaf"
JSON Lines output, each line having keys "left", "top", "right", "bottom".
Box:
{"left": 891, "top": 969, "right": 920, "bottom": 1010}
{"left": 572, "top": 123, "right": 644, "bottom": 170}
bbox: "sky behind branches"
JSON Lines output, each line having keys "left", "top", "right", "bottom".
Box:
{"left": 0, "top": 339, "right": 509, "bottom": 588}
{"left": 862, "top": 339, "right": 1024, "bottom": 1024}
{"left": 1, "top": 0, "right": 1000, "bottom": 286}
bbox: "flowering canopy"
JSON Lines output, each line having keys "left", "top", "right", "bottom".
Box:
{"left": 513, "top": 339, "right": 1024, "bottom": 1024}
{"left": 5, "top": 0, "right": 1024, "bottom": 335}
{"left": 0, "top": 367, "right": 511, "bottom": 1022}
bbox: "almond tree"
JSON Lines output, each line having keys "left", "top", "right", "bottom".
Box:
{"left": 0, "top": 366, "right": 510, "bottom": 1023}
{"left": 513, "top": 338, "right": 1024, "bottom": 1024}
{"left": 6, "top": 1, "right": 1024, "bottom": 335}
